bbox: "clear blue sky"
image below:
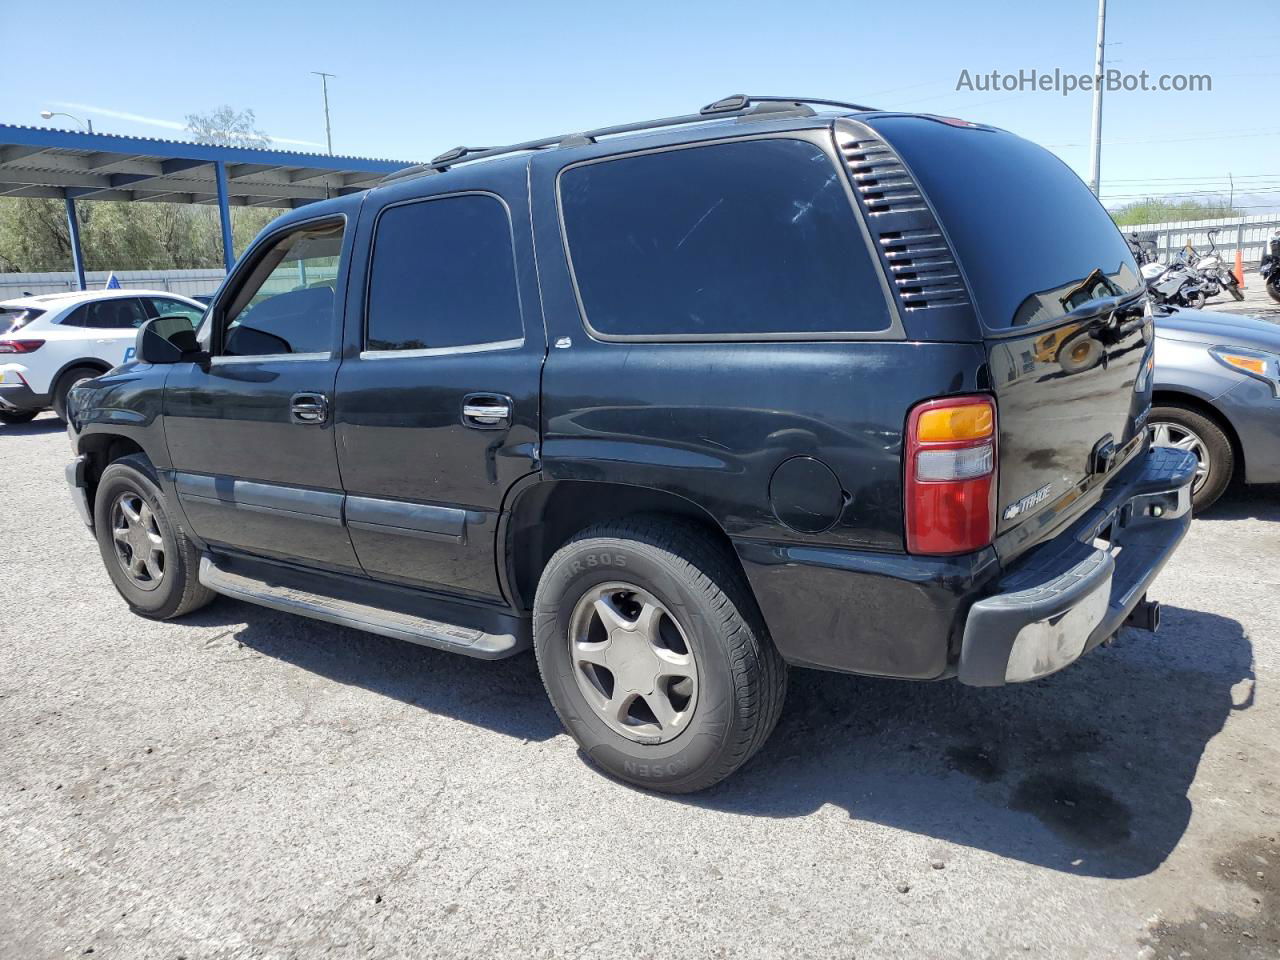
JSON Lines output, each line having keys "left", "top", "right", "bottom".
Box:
{"left": 3, "top": 0, "right": 1276, "bottom": 210}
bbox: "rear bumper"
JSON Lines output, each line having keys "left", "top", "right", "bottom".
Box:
{"left": 0, "top": 380, "right": 48, "bottom": 412}
{"left": 958, "top": 445, "right": 1196, "bottom": 686}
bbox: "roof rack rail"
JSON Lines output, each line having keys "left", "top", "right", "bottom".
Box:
{"left": 379, "top": 94, "right": 882, "bottom": 184}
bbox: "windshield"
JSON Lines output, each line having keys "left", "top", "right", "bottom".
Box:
{"left": 871, "top": 117, "right": 1142, "bottom": 329}
{"left": 0, "top": 307, "right": 45, "bottom": 334}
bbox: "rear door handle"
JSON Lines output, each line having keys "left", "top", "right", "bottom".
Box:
{"left": 290, "top": 392, "right": 329, "bottom": 425}
{"left": 461, "top": 393, "right": 512, "bottom": 429}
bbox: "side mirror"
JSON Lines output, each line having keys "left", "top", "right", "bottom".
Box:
{"left": 136, "top": 316, "right": 201, "bottom": 365}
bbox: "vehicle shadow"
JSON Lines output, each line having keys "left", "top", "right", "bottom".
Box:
{"left": 680, "top": 604, "right": 1252, "bottom": 879}
{"left": 182, "top": 598, "right": 562, "bottom": 744}
{"left": 1198, "top": 485, "right": 1280, "bottom": 522}
{"left": 0, "top": 416, "right": 65, "bottom": 436}
{"left": 191, "top": 594, "right": 1249, "bottom": 878}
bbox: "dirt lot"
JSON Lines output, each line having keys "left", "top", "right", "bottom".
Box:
{"left": 1, "top": 416, "right": 1277, "bottom": 960}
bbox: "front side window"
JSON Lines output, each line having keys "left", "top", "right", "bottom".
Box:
{"left": 365, "top": 194, "right": 523, "bottom": 352}
{"left": 64, "top": 298, "right": 149, "bottom": 330}
{"left": 221, "top": 221, "right": 344, "bottom": 357}
{"left": 558, "top": 138, "right": 892, "bottom": 339}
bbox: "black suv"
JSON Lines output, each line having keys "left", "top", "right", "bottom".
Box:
{"left": 65, "top": 95, "right": 1196, "bottom": 793}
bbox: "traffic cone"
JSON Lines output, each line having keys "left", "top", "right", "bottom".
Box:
{"left": 1234, "top": 248, "right": 1246, "bottom": 288}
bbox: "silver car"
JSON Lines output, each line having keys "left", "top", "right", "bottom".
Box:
{"left": 1153, "top": 308, "right": 1280, "bottom": 510}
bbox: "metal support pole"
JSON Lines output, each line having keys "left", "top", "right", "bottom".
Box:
{"left": 64, "top": 196, "right": 86, "bottom": 291}
{"left": 214, "top": 161, "right": 234, "bottom": 272}
{"left": 1087, "top": 0, "right": 1106, "bottom": 196}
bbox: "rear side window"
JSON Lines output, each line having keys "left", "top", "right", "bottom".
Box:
{"left": 559, "top": 138, "right": 892, "bottom": 339}
{"left": 365, "top": 194, "right": 523, "bottom": 352}
{"left": 0, "top": 307, "right": 44, "bottom": 333}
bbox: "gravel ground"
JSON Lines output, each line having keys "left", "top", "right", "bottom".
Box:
{"left": 0, "top": 416, "right": 1277, "bottom": 960}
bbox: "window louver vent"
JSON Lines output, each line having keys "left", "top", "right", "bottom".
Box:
{"left": 839, "top": 139, "right": 927, "bottom": 216}
{"left": 838, "top": 129, "right": 970, "bottom": 311}
{"left": 878, "top": 230, "right": 970, "bottom": 309}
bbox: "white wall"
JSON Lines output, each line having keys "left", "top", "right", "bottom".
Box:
{"left": 0, "top": 268, "right": 226, "bottom": 300}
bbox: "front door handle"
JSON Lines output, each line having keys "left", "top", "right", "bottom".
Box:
{"left": 461, "top": 393, "right": 512, "bottom": 429}
{"left": 290, "top": 392, "right": 329, "bottom": 425}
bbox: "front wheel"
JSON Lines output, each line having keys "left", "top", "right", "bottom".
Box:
{"left": 1149, "top": 405, "right": 1234, "bottom": 512}
{"left": 1224, "top": 277, "right": 1245, "bottom": 301}
{"left": 1267, "top": 276, "right": 1280, "bottom": 305}
{"left": 0, "top": 409, "right": 38, "bottom": 425}
{"left": 1180, "top": 288, "right": 1207, "bottom": 309}
{"left": 94, "top": 454, "right": 216, "bottom": 619}
{"left": 534, "top": 519, "right": 787, "bottom": 793}
{"left": 52, "top": 366, "right": 102, "bottom": 422}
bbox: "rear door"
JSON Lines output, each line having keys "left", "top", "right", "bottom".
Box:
{"left": 870, "top": 116, "right": 1153, "bottom": 557}
{"left": 333, "top": 165, "right": 543, "bottom": 602}
{"left": 164, "top": 213, "right": 362, "bottom": 573}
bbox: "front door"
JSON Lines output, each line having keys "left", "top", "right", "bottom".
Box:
{"left": 334, "top": 172, "right": 544, "bottom": 601}
{"left": 164, "top": 212, "right": 361, "bottom": 574}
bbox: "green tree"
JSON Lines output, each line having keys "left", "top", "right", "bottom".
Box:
{"left": 1111, "top": 197, "right": 1238, "bottom": 226}
{"left": 185, "top": 106, "right": 272, "bottom": 149}
{"left": 0, "top": 106, "right": 280, "bottom": 275}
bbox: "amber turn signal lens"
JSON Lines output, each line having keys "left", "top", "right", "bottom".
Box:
{"left": 1220, "top": 353, "right": 1267, "bottom": 376}
{"left": 916, "top": 403, "right": 994, "bottom": 442}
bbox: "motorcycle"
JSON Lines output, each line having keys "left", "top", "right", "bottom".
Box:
{"left": 1141, "top": 253, "right": 1207, "bottom": 309}
{"left": 1184, "top": 229, "right": 1245, "bottom": 302}
{"left": 1261, "top": 230, "right": 1280, "bottom": 305}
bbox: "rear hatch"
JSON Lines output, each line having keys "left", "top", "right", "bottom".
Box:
{"left": 869, "top": 116, "right": 1152, "bottom": 559}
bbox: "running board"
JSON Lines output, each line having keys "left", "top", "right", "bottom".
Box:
{"left": 198, "top": 555, "right": 526, "bottom": 659}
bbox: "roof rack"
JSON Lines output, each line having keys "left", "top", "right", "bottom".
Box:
{"left": 379, "top": 94, "right": 881, "bottom": 184}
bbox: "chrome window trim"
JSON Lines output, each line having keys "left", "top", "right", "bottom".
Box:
{"left": 210, "top": 352, "right": 330, "bottom": 365}
{"left": 359, "top": 337, "right": 524, "bottom": 360}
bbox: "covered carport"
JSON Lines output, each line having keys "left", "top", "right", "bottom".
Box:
{"left": 0, "top": 124, "right": 415, "bottom": 289}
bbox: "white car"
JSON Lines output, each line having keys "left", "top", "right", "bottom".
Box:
{"left": 0, "top": 289, "right": 206, "bottom": 423}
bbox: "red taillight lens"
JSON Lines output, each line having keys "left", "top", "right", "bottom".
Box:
{"left": 905, "top": 394, "right": 997, "bottom": 555}
{"left": 0, "top": 339, "right": 44, "bottom": 354}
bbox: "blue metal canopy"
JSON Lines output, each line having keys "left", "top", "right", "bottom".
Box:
{"left": 0, "top": 124, "right": 418, "bottom": 288}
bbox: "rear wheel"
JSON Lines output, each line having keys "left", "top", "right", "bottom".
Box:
{"left": 52, "top": 366, "right": 102, "bottom": 421}
{"left": 0, "top": 409, "right": 38, "bottom": 425}
{"left": 94, "top": 454, "right": 216, "bottom": 619}
{"left": 1149, "top": 404, "right": 1234, "bottom": 512}
{"left": 534, "top": 519, "right": 787, "bottom": 793}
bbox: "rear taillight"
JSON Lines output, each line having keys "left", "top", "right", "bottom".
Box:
{"left": 0, "top": 339, "right": 44, "bottom": 354}
{"left": 905, "top": 395, "right": 997, "bottom": 555}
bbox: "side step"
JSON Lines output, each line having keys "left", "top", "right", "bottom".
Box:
{"left": 198, "top": 554, "right": 528, "bottom": 659}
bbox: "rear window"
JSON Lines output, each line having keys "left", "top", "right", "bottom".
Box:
{"left": 873, "top": 118, "right": 1142, "bottom": 329}
{"left": 559, "top": 138, "right": 892, "bottom": 339}
{"left": 0, "top": 307, "right": 44, "bottom": 333}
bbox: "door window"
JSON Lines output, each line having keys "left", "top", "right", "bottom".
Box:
{"left": 365, "top": 194, "right": 523, "bottom": 352}
{"left": 221, "top": 221, "right": 344, "bottom": 357}
{"left": 63, "top": 298, "right": 150, "bottom": 330}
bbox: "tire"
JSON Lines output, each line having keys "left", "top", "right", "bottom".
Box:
{"left": 1149, "top": 404, "right": 1234, "bottom": 512}
{"left": 1267, "top": 277, "right": 1280, "bottom": 305}
{"left": 0, "top": 409, "right": 38, "bottom": 425}
{"left": 94, "top": 453, "right": 216, "bottom": 619}
{"left": 533, "top": 519, "right": 787, "bottom": 793}
{"left": 1181, "top": 289, "right": 1206, "bottom": 310}
{"left": 52, "top": 366, "right": 103, "bottom": 422}
{"left": 1225, "top": 278, "right": 1245, "bottom": 302}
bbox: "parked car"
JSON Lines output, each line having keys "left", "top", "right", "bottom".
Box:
{"left": 0, "top": 289, "right": 205, "bottom": 423}
{"left": 1151, "top": 306, "right": 1280, "bottom": 510}
{"left": 64, "top": 95, "right": 1196, "bottom": 793}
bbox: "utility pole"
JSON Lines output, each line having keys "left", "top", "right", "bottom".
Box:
{"left": 1087, "top": 0, "right": 1106, "bottom": 196}
{"left": 311, "top": 71, "right": 336, "bottom": 155}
